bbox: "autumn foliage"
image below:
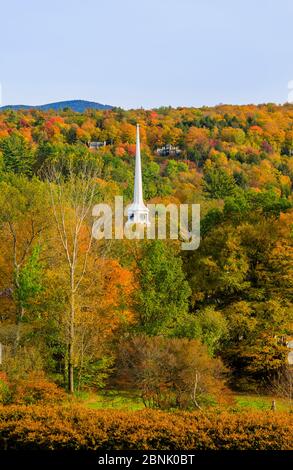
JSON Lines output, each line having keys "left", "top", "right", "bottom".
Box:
{"left": 115, "top": 336, "right": 231, "bottom": 409}
{"left": 0, "top": 103, "right": 293, "bottom": 398}
{"left": 11, "top": 371, "right": 67, "bottom": 405}
{"left": 0, "top": 405, "right": 292, "bottom": 450}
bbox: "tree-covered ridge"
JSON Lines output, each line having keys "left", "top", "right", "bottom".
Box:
{"left": 0, "top": 99, "right": 113, "bottom": 112}
{"left": 0, "top": 103, "right": 292, "bottom": 403}
{"left": 0, "top": 103, "right": 292, "bottom": 199}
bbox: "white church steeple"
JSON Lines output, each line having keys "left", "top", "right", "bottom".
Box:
{"left": 127, "top": 124, "right": 150, "bottom": 225}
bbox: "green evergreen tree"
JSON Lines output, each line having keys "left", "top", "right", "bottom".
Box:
{"left": 203, "top": 168, "right": 236, "bottom": 199}
{"left": 0, "top": 133, "right": 35, "bottom": 176}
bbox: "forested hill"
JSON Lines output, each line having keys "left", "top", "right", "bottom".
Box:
{"left": 0, "top": 99, "right": 113, "bottom": 112}
{"left": 0, "top": 103, "right": 292, "bottom": 398}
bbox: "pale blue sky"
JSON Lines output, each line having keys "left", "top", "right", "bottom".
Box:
{"left": 0, "top": 0, "right": 292, "bottom": 108}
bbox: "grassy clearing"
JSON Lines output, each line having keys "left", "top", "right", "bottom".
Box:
{"left": 77, "top": 389, "right": 292, "bottom": 413}
{"left": 234, "top": 394, "right": 292, "bottom": 412}
{"left": 77, "top": 390, "right": 144, "bottom": 411}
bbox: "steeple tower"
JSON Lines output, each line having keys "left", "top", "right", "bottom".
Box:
{"left": 127, "top": 124, "right": 150, "bottom": 225}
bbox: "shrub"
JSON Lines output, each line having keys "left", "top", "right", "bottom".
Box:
{"left": 0, "top": 372, "right": 11, "bottom": 404}
{"left": 1, "top": 345, "right": 44, "bottom": 384}
{"left": 12, "top": 371, "right": 67, "bottom": 405}
{"left": 0, "top": 405, "right": 292, "bottom": 450}
{"left": 115, "top": 336, "right": 232, "bottom": 409}
{"left": 0, "top": 347, "right": 66, "bottom": 405}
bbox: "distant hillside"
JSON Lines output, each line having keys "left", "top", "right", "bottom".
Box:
{"left": 0, "top": 100, "right": 113, "bottom": 112}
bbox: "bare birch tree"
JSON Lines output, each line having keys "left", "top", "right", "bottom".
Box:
{"left": 47, "top": 163, "right": 98, "bottom": 393}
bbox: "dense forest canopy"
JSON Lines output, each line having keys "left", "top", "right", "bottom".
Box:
{"left": 0, "top": 103, "right": 292, "bottom": 405}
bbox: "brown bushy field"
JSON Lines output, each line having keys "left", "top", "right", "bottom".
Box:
{"left": 0, "top": 405, "right": 292, "bottom": 450}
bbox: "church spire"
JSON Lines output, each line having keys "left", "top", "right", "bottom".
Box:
{"left": 133, "top": 124, "right": 143, "bottom": 204}
{"left": 127, "top": 123, "right": 150, "bottom": 225}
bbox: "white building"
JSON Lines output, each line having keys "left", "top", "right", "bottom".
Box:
{"left": 127, "top": 124, "right": 150, "bottom": 226}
